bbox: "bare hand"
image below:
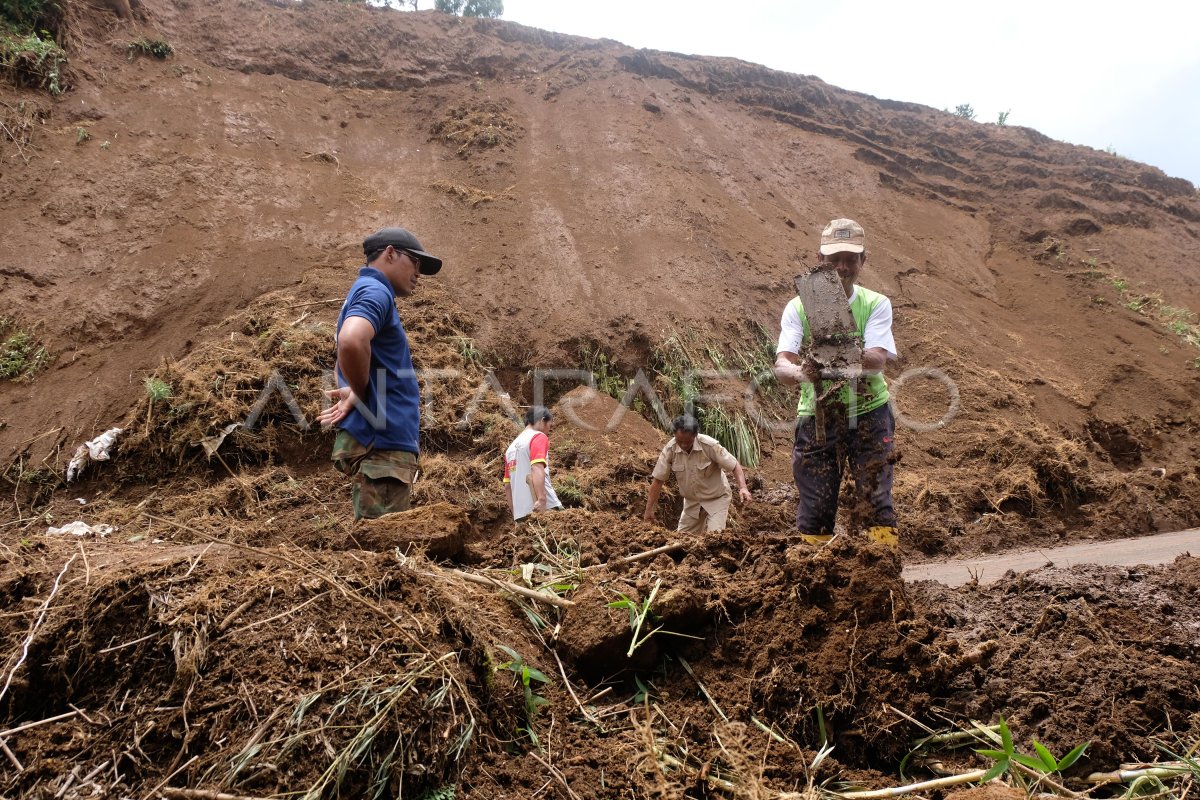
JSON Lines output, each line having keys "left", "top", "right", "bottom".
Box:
{"left": 533, "top": 497, "right": 546, "bottom": 513}
{"left": 642, "top": 511, "right": 657, "bottom": 524}
{"left": 316, "top": 387, "right": 358, "bottom": 427}
{"left": 739, "top": 488, "right": 753, "bottom": 504}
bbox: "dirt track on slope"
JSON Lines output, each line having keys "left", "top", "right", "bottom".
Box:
{"left": 904, "top": 527, "right": 1200, "bottom": 585}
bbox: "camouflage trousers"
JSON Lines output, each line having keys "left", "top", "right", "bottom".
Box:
{"left": 332, "top": 431, "right": 419, "bottom": 520}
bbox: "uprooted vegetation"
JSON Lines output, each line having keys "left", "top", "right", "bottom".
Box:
{"left": 0, "top": 27, "right": 67, "bottom": 94}
{"left": 575, "top": 322, "right": 787, "bottom": 471}
{"left": 429, "top": 98, "right": 521, "bottom": 156}
{"left": 4, "top": 506, "right": 1199, "bottom": 798}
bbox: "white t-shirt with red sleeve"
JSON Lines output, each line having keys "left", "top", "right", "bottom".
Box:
{"left": 503, "top": 427, "right": 563, "bottom": 520}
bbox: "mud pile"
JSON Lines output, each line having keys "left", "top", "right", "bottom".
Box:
{"left": 5, "top": 512, "right": 1198, "bottom": 797}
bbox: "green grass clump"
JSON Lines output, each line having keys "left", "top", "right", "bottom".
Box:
{"left": 0, "top": 28, "right": 67, "bottom": 94}
{"left": 144, "top": 376, "right": 172, "bottom": 402}
{"left": 128, "top": 37, "right": 173, "bottom": 59}
{"left": 1096, "top": 272, "right": 1200, "bottom": 356}
{"left": 699, "top": 403, "right": 760, "bottom": 468}
{"left": 554, "top": 475, "right": 584, "bottom": 507}
{"left": 0, "top": 319, "right": 52, "bottom": 379}
{"left": 580, "top": 344, "right": 628, "bottom": 400}
{"left": 0, "top": 0, "right": 62, "bottom": 32}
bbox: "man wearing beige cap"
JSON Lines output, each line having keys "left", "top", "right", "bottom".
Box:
{"left": 773, "top": 219, "right": 899, "bottom": 547}
{"left": 317, "top": 227, "right": 443, "bottom": 519}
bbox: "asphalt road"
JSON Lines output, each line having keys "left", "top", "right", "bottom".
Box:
{"left": 902, "top": 528, "right": 1200, "bottom": 586}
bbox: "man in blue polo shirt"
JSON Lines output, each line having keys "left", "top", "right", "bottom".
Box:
{"left": 316, "top": 227, "right": 442, "bottom": 519}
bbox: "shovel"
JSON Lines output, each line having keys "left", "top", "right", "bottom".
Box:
{"left": 793, "top": 266, "right": 862, "bottom": 444}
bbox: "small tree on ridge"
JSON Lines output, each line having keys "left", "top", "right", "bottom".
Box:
{"left": 435, "top": 0, "right": 503, "bottom": 17}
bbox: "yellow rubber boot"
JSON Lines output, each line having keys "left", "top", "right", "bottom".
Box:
{"left": 866, "top": 526, "right": 899, "bottom": 548}
{"left": 799, "top": 533, "right": 833, "bottom": 546}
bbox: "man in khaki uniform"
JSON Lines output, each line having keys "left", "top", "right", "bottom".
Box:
{"left": 643, "top": 415, "right": 753, "bottom": 533}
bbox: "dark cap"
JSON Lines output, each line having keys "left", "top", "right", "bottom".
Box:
{"left": 362, "top": 227, "right": 443, "bottom": 275}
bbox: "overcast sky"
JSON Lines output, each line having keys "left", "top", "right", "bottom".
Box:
{"left": 491, "top": 0, "right": 1200, "bottom": 187}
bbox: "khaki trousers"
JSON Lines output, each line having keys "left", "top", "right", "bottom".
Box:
{"left": 676, "top": 491, "right": 732, "bottom": 534}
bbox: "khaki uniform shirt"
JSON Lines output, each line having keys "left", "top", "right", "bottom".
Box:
{"left": 652, "top": 434, "right": 738, "bottom": 502}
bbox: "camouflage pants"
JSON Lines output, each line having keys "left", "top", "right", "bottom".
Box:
{"left": 332, "top": 431, "right": 419, "bottom": 520}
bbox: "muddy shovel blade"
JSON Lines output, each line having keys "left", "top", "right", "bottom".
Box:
{"left": 793, "top": 268, "right": 861, "bottom": 367}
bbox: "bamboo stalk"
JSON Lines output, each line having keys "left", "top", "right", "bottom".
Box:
{"left": 0, "top": 709, "right": 81, "bottom": 739}
{"left": 823, "top": 769, "right": 990, "bottom": 799}
{"left": 160, "top": 789, "right": 272, "bottom": 800}
{"left": 679, "top": 657, "right": 728, "bottom": 722}
{"left": 750, "top": 714, "right": 787, "bottom": 744}
{"left": 1011, "top": 761, "right": 1083, "bottom": 798}
{"left": 582, "top": 542, "right": 689, "bottom": 570}
{"left": 618, "top": 542, "right": 688, "bottom": 564}
{"left": 915, "top": 724, "right": 1002, "bottom": 746}
{"left": 1085, "top": 765, "right": 1193, "bottom": 784}
{"left": 446, "top": 568, "right": 575, "bottom": 608}
{"left": 658, "top": 750, "right": 737, "bottom": 792}
{"left": 0, "top": 737, "right": 23, "bottom": 772}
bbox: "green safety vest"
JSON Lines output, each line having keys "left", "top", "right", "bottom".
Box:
{"left": 791, "top": 286, "right": 890, "bottom": 418}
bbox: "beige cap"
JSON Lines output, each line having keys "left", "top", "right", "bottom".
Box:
{"left": 819, "top": 218, "right": 866, "bottom": 255}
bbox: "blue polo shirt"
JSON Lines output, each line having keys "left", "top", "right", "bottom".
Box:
{"left": 335, "top": 267, "right": 420, "bottom": 453}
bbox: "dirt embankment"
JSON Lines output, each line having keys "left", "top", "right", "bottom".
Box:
{"left": 2, "top": 1, "right": 1200, "bottom": 797}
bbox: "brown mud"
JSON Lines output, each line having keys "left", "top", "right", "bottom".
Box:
{"left": 2, "top": 0, "right": 1200, "bottom": 798}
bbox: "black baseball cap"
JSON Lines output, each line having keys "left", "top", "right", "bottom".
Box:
{"left": 362, "top": 227, "right": 443, "bottom": 275}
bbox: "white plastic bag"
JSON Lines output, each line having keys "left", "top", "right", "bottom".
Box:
{"left": 47, "top": 521, "right": 115, "bottom": 537}
{"left": 65, "top": 427, "right": 122, "bottom": 483}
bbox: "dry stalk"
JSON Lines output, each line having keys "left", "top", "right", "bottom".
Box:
{"left": 221, "top": 590, "right": 330, "bottom": 638}
{"left": 0, "top": 737, "right": 23, "bottom": 771}
{"left": 679, "top": 657, "right": 728, "bottom": 722}
{"left": 97, "top": 632, "right": 157, "bottom": 654}
{"left": 0, "top": 554, "right": 77, "bottom": 707}
{"left": 445, "top": 567, "right": 575, "bottom": 608}
{"left": 824, "top": 768, "right": 990, "bottom": 799}
{"left": 142, "top": 515, "right": 478, "bottom": 741}
{"left": 215, "top": 595, "right": 259, "bottom": 633}
{"left": 142, "top": 754, "right": 201, "bottom": 799}
{"left": 633, "top": 705, "right": 675, "bottom": 799}
{"left": 161, "top": 789, "right": 272, "bottom": 800}
{"left": 78, "top": 541, "right": 91, "bottom": 585}
{"left": 529, "top": 750, "right": 584, "bottom": 800}
{"left": 551, "top": 647, "right": 599, "bottom": 725}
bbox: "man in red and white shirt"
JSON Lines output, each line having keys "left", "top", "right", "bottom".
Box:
{"left": 504, "top": 406, "right": 563, "bottom": 521}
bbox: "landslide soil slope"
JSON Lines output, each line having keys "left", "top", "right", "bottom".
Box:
{"left": 2, "top": 2, "right": 1200, "bottom": 799}
{"left": 1, "top": 0, "right": 1198, "bottom": 555}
